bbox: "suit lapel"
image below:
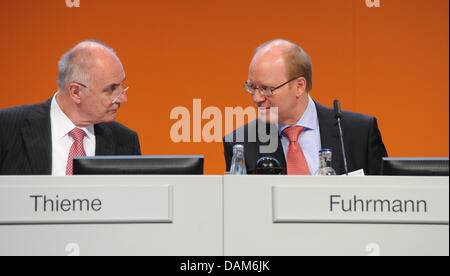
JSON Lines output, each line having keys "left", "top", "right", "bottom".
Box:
{"left": 21, "top": 99, "right": 52, "bottom": 174}
{"left": 94, "top": 123, "right": 116, "bottom": 155}
{"left": 315, "top": 102, "right": 344, "bottom": 174}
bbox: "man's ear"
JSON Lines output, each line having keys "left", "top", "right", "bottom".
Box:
{"left": 295, "top": 77, "right": 307, "bottom": 98}
{"left": 68, "top": 83, "right": 83, "bottom": 104}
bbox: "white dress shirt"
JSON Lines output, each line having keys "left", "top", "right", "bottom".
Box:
{"left": 50, "top": 94, "right": 96, "bottom": 176}
{"left": 278, "top": 95, "right": 322, "bottom": 175}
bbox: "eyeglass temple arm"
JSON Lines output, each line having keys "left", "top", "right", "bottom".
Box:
{"left": 111, "top": 87, "right": 129, "bottom": 103}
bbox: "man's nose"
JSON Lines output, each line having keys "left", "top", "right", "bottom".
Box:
{"left": 116, "top": 93, "right": 128, "bottom": 104}
{"left": 252, "top": 89, "right": 266, "bottom": 105}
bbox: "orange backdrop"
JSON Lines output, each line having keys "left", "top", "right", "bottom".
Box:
{"left": 0, "top": 0, "right": 448, "bottom": 174}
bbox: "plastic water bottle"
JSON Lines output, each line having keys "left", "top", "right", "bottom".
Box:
{"left": 230, "top": 144, "right": 247, "bottom": 175}
{"left": 314, "top": 148, "right": 336, "bottom": 176}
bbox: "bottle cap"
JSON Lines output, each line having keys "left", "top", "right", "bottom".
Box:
{"left": 233, "top": 144, "right": 244, "bottom": 151}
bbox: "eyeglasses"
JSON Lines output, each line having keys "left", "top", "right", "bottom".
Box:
{"left": 111, "top": 84, "right": 129, "bottom": 104}
{"left": 244, "top": 76, "right": 302, "bottom": 97}
{"left": 74, "top": 82, "right": 129, "bottom": 104}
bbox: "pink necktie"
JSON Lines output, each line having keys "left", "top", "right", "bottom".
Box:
{"left": 283, "top": 126, "right": 310, "bottom": 175}
{"left": 66, "top": 128, "right": 86, "bottom": 175}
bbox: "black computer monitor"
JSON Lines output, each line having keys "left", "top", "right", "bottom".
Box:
{"left": 381, "top": 157, "right": 449, "bottom": 176}
{"left": 73, "top": 155, "right": 204, "bottom": 175}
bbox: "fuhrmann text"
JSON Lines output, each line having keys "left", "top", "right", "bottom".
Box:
{"left": 330, "top": 195, "right": 427, "bottom": 213}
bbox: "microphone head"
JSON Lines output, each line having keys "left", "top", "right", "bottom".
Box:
{"left": 254, "top": 157, "right": 284, "bottom": 175}
{"left": 334, "top": 99, "right": 342, "bottom": 119}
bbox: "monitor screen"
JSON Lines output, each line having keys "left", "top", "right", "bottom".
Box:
{"left": 73, "top": 155, "right": 204, "bottom": 175}
{"left": 381, "top": 157, "right": 449, "bottom": 176}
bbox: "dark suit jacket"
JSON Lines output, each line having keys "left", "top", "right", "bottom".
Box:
{"left": 0, "top": 98, "right": 141, "bottom": 175}
{"left": 223, "top": 101, "right": 388, "bottom": 175}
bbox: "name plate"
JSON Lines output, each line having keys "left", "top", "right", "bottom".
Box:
{"left": 272, "top": 177, "right": 449, "bottom": 224}
{"left": 0, "top": 178, "right": 173, "bottom": 225}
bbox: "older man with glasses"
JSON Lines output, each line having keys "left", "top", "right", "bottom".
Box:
{"left": 223, "top": 39, "right": 387, "bottom": 175}
{"left": 0, "top": 40, "right": 141, "bottom": 175}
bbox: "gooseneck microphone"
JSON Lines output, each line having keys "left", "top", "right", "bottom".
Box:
{"left": 334, "top": 100, "right": 349, "bottom": 175}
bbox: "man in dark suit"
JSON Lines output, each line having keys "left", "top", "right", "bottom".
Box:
{"left": 0, "top": 40, "right": 141, "bottom": 175}
{"left": 223, "top": 39, "right": 387, "bottom": 175}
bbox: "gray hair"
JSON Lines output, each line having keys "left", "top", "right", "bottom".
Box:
{"left": 57, "top": 39, "right": 116, "bottom": 91}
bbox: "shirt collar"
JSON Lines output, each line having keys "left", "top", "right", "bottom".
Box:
{"left": 278, "top": 94, "right": 318, "bottom": 135}
{"left": 51, "top": 93, "right": 95, "bottom": 140}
